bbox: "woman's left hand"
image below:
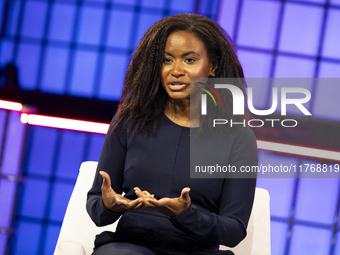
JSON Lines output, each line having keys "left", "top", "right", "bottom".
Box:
{"left": 134, "top": 187, "right": 191, "bottom": 218}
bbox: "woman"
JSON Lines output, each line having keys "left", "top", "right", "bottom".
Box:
{"left": 86, "top": 13, "right": 257, "bottom": 255}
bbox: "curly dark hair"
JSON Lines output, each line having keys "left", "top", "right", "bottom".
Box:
{"left": 113, "top": 13, "right": 248, "bottom": 135}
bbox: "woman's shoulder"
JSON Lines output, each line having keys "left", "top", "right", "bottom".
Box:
{"left": 106, "top": 114, "right": 130, "bottom": 140}
{"left": 236, "top": 126, "right": 257, "bottom": 140}
{"left": 204, "top": 125, "right": 256, "bottom": 143}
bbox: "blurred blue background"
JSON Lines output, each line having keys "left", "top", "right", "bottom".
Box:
{"left": 0, "top": 0, "right": 340, "bottom": 254}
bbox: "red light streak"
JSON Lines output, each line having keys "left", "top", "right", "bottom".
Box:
{"left": 20, "top": 114, "right": 109, "bottom": 134}
{"left": 0, "top": 99, "right": 337, "bottom": 161}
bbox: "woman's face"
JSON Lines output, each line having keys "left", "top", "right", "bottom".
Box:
{"left": 161, "top": 30, "right": 216, "bottom": 101}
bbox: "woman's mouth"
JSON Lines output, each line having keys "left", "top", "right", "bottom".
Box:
{"left": 168, "top": 83, "right": 188, "bottom": 91}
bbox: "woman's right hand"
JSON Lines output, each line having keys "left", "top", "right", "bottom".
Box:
{"left": 100, "top": 171, "right": 143, "bottom": 212}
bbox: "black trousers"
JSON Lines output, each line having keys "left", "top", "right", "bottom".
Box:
{"left": 92, "top": 242, "right": 235, "bottom": 255}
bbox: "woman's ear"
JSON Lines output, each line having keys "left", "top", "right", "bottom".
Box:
{"left": 210, "top": 57, "right": 219, "bottom": 77}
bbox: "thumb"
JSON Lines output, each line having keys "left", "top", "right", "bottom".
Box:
{"left": 99, "top": 171, "right": 112, "bottom": 192}
{"left": 180, "top": 187, "right": 191, "bottom": 202}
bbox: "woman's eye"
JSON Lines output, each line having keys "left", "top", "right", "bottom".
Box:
{"left": 164, "top": 58, "right": 172, "bottom": 63}
{"left": 185, "top": 58, "right": 196, "bottom": 64}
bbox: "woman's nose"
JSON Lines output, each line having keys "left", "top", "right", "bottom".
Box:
{"left": 170, "top": 62, "right": 184, "bottom": 77}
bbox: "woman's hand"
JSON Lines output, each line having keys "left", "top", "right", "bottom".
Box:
{"left": 100, "top": 171, "right": 143, "bottom": 212}
{"left": 134, "top": 187, "right": 191, "bottom": 218}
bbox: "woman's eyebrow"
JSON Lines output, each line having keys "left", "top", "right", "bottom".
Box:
{"left": 164, "top": 51, "right": 201, "bottom": 57}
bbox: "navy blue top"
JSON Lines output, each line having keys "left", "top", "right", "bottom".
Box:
{"left": 86, "top": 113, "right": 258, "bottom": 253}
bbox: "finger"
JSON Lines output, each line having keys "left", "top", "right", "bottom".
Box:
{"left": 133, "top": 197, "right": 144, "bottom": 210}
{"left": 134, "top": 187, "right": 146, "bottom": 199}
{"left": 143, "top": 190, "right": 152, "bottom": 196}
{"left": 143, "top": 191, "right": 156, "bottom": 200}
{"left": 180, "top": 187, "right": 190, "bottom": 197}
{"left": 100, "top": 171, "right": 113, "bottom": 192}
{"left": 127, "top": 198, "right": 143, "bottom": 209}
{"left": 134, "top": 188, "right": 156, "bottom": 207}
{"left": 143, "top": 198, "right": 157, "bottom": 207}
{"left": 144, "top": 198, "right": 159, "bottom": 206}
{"left": 145, "top": 197, "right": 170, "bottom": 207}
{"left": 133, "top": 202, "right": 144, "bottom": 210}
{"left": 147, "top": 194, "right": 156, "bottom": 200}
{"left": 180, "top": 187, "right": 191, "bottom": 207}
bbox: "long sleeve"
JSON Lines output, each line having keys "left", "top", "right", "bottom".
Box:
{"left": 86, "top": 114, "right": 258, "bottom": 252}
{"left": 169, "top": 127, "right": 257, "bottom": 248}
{"left": 86, "top": 118, "right": 127, "bottom": 226}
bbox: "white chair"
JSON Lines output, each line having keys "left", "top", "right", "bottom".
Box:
{"left": 54, "top": 161, "right": 271, "bottom": 255}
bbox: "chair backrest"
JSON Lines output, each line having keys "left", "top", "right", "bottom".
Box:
{"left": 222, "top": 187, "right": 271, "bottom": 255}
{"left": 54, "top": 161, "right": 271, "bottom": 255}
{"left": 54, "top": 161, "right": 119, "bottom": 255}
